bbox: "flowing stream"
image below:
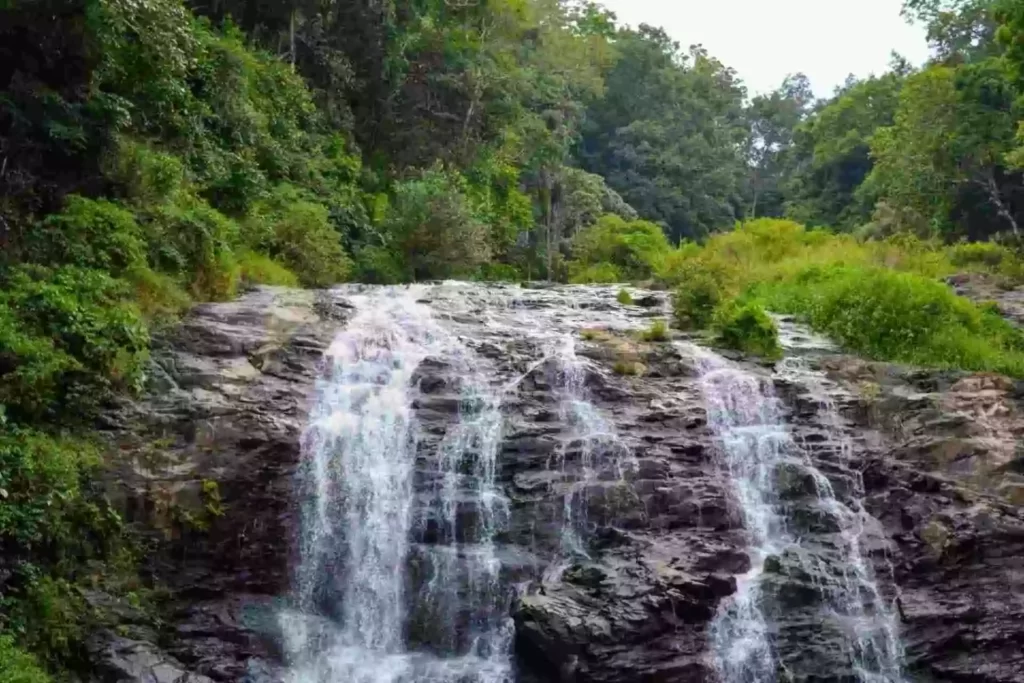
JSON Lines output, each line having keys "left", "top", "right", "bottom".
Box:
{"left": 682, "top": 342, "right": 904, "bottom": 683}
{"left": 281, "top": 285, "right": 513, "bottom": 683}
{"left": 271, "top": 282, "right": 903, "bottom": 683}
{"left": 548, "top": 334, "right": 634, "bottom": 559}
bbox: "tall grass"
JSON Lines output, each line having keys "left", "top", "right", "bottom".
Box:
{"left": 652, "top": 219, "right": 1024, "bottom": 376}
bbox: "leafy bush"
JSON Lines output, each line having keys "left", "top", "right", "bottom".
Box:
{"left": 476, "top": 263, "right": 522, "bottom": 282}
{"left": 108, "top": 139, "right": 187, "bottom": 205}
{"left": 569, "top": 214, "right": 671, "bottom": 281}
{"left": 27, "top": 196, "right": 145, "bottom": 276}
{"left": 127, "top": 266, "right": 192, "bottom": 324}
{"left": 0, "top": 266, "right": 149, "bottom": 423}
{"left": 713, "top": 302, "right": 782, "bottom": 359}
{"left": 1, "top": 575, "right": 87, "bottom": 668}
{"left": 640, "top": 319, "right": 669, "bottom": 342}
{"left": 653, "top": 242, "right": 703, "bottom": 287}
{"left": 569, "top": 262, "right": 623, "bottom": 284}
{"left": 354, "top": 245, "right": 405, "bottom": 285}
{"left": 248, "top": 186, "right": 351, "bottom": 287}
{"left": 751, "top": 265, "right": 1024, "bottom": 374}
{"left": 672, "top": 264, "right": 723, "bottom": 330}
{"left": 616, "top": 289, "right": 633, "bottom": 305}
{"left": 0, "top": 635, "right": 51, "bottom": 683}
{"left": 146, "top": 196, "right": 241, "bottom": 299}
{"left": 946, "top": 240, "right": 1024, "bottom": 280}
{"left": 237, "top": 251, "right": 299, "bottom": 287}
{"left": 0, "top": 429, "right": 95, "bottom": 551}
{"left": 382, "top": 168, "right": 491, "bottom": 281}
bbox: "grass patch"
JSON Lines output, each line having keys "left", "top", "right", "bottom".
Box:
{"left": 613, "top": 360, "right": 645, "bottom": 376}
{"left": 713, "top": 302, "right": 782, "bottom": 360}
{"left": 747, "top": 265, "right": 1024, "bottom": 375}
{"left": 580, "top": 327, "right": 613, "bottom": 342}
{"left": 640, "top": 319, "right": 669, "bottom": 342}
{"left": 237, "top": 251, "right": 300, "bottom": 287}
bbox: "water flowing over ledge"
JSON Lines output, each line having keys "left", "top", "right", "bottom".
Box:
{"left": 680, "top": 342, "right": 905, "bottom": 683}
{"left": 103, "top": 282, "right": 1024, "bottom": 683}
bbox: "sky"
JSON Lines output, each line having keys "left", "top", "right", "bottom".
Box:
{"left": 598, "top": 0, "right": 933, "bottom": 98}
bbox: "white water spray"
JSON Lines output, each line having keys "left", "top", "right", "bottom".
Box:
{"left": 682, "top": 343, "right": 904, "bottom": 683}
{"left": 282, "top": 286, "right": 513, "bottom": 683}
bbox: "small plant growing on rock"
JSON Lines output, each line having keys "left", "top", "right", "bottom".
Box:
{"left": 581, "top": 328, "right": 609, "bottom": 342}
{"left": 640, "top": 319, "right": 669, "bottom": 342}
{"left": 616, "top": 288, "right": 633, "bottom": 305}
{"left": 612, "top": 360, "right": 645, "bottom": 376}
{"left": 673, "top": 267, "right": 722, "bottom": 330}
{"left": 713, "top": 302, "right": 781, "bottom": 359}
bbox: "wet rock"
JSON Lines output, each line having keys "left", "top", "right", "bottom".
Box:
{"left": 98, "top": 282, "right": 1024, "bottom": 683}
{"left": 87, "top": 632, "right": 215, "bottom": 683}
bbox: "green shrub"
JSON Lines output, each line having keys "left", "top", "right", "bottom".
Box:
{"left": 0, "top": 266, "right": 149, "bottom": 423}
{"left": 383, "top": 167, "right": 491, "bottom": 280}
{"left": 264, "top": 200, "right": 350, "bottom": 288}
{"left": 108, "top": 139, "right": 187, "bottom": 205}
{"left": 27, "top": 196, "right": 145, "bottom": 276}
{"left": 653, "top": 242, "right": 703, "bottom": 287}
{"left": 616, "top": 289, "right": 633, "bottom": 305}
{"left": 569, "top": 262, "right": 622, "bottom": 284}
{"left": 569, "top": 214, "right": 670, "bottom": 280}
{"left": 237, "top": 251, "right": 299, "bottom": 287}
{"left": 0, "top": 429, "right": 96, "bottom": 550}
{"left": 0, "top": 635, "right": 51, "bottom": 683}
{"left": 673, "top": 264, "right": 723, "bottom": 330}
{"left": 640, "top": 319, "right": 669, "bottom": 342}
{"left": 146, "top": 196, "right": 240, "bottom": 300}
{"left": 246, "top": 185, "right": 351, "bottom": 287}
{"left": 354, "top": 245, "right": 405, "bottom": 285}
{"left": 475, "top": 263, "right": 522, "bottom": 282}
{"left": 1, "top": 576, "right": 87, "bottom": 668}
{"left": 946, "top": 240, "right": 1024, "bottom": 280}
{"left": 713, "top": 302, "right": 782, "bottom": 359}
{"left": 127, "top": 266, "right": 192, "bottom": 324}
{"left": 751, "top": 265, "right": 1024, "bottom": 374}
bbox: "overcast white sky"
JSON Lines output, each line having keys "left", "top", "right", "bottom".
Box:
{"left": 598, "top": 0, "right": 933, "bottom": 98}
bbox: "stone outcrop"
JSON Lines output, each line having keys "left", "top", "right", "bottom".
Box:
{"left": 97, "top": 287, "right": 349, "bottom": 681}
{"left": 96, "top": 283, "right": 1024, "bottom": 683}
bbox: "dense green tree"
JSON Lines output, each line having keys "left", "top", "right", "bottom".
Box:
{"left": 784, "top": 71, "right": 905, "bottom": 228}
{"left": 744, "top": 73, "right": 814, "bottom": 219}
{"left": 903, "top": 0, "right": 1000, "bottom": 62}
{"left": 870, "top": 61, "right": 1021, "bottom": 239}
{"left": 579, "top": 26, "right": 748, "bottom": 242}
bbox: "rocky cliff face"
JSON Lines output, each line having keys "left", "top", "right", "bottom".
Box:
{"left": 96, "top": 283, "right": 1024, "bottom": 683}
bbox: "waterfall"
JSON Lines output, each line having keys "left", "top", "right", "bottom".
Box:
{"left": 683, "top": 343, "right": 904, "bottom": 683}
{"left": 776, "top": 357, "right": 905, "bottom": 683}
{"left": 282, "top": 286, "right": 513, "bottom": 683}
{"left": 548, "top": 334, "right": 635, "bottom": 560}
{"left": 688, "top": 346, "right": 788, "bottom": 681}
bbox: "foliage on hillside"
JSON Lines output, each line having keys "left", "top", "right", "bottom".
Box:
{"left": 658, "top": 219, "right": 1024, "bottom": 375}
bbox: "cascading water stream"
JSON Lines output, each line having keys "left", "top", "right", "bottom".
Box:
{"left": 281, "top": 286, "right": 513, "bottom": 683}
{"left": 776, "top": 357, "right": 905, "bottom": 683}
{"left": 548, "top": 333, "right": 635, "bottom": 560}
{"left": 687, "top": 345, "right": 789, "bottom": 681}
{"left": 681, "top": 343, "right": 904, "bottom": 683}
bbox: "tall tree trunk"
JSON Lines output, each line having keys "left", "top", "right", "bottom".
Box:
{"left": 289, "top": 7, "right": 296, "bottom": 68}
{"left": 748, "top": 167, "right": 760, "bottom": 219}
